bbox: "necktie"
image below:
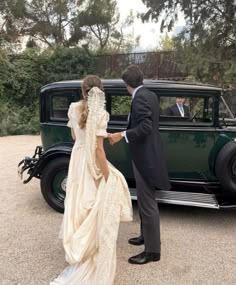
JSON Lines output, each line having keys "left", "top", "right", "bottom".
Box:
{"left": 179, "top": 105, "right": 184, "bottom": 116}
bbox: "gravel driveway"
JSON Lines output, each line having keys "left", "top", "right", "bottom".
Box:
{"left": 0, "top": 135, "right": 236, "bottom": 285}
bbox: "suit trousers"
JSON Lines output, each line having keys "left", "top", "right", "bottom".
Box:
{"left": 133, "top": 162, "right": 160, "bottom": 253}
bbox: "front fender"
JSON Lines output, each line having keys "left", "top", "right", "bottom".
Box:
{"left": 209, "top": 134, "right": 234, "bottom": 174}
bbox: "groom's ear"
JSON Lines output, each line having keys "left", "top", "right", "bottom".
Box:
{"left": 127, "top": 85, "right": 133, "bottom": 95}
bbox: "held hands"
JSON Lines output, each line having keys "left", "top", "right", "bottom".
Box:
{"left": 108, "top": 132, "right": 123, "bottom": 145}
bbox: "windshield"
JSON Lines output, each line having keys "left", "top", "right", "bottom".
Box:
{"left": 219, "top": 90, "right": 236, "bottom": 120}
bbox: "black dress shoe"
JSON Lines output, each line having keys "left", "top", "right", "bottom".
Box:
{"left": 128, "top": 251, "right": 160, "bottom": 265}
{"left": 128, "top": 236, "right": 144, "bottom": 246}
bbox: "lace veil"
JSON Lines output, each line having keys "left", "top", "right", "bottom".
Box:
{"left": 86, "top": 86, "right": 106, "bottom": 180}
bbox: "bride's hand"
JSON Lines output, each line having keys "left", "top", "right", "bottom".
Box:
{"left": 108, "top": 133, "right": 122, "bottom": 145}
{"left": 104, "top": 173, "right": 109, "bottom": 182}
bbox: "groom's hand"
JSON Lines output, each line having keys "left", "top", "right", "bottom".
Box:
{"left": 108, "top": 132, "right": 123, "bottom": 145}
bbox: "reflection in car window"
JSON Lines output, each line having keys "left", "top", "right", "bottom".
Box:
{"left": 49, "top": 90, "right": 78, "bottom": 121}
{"left": 219, "top": 96, "right": 235, "bottom": 119}
{"left": 160, "top": 95, "right": 213, "bottom": 125}
{"left": 110, "top": 93, "right": 131, "bottom": 121}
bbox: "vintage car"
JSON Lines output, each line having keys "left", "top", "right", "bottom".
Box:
{"left": 18, "top": 79, "right": 236, "bottom": 213}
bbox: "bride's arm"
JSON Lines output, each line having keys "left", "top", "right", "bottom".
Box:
{"left": 71, "top": 128, "right": 75, "bottom": 140}
{"left": 96, "top": 136, "right": 109, "bottom": 181}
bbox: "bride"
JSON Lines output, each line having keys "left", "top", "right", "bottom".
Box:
{"left": 50, "top": 75, "right": 133, "bottom": 285}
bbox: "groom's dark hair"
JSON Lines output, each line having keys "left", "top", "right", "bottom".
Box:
{"left": 121, "top": 65, "right": 144, "bottom": 88}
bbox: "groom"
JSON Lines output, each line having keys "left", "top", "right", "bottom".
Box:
{"left": 108, "top": 65, "right": 170, "bottom": 265}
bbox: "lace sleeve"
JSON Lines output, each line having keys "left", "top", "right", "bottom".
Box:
{"left": 67, "top": 103, "right": 73, "bottom": 128}
{"left": 67, "top": 102, "right": 82, "bottom": 128}
{"left": 96, "top": 111, "right": 109, "bottom": 137}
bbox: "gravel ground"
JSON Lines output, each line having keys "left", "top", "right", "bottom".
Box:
{"left": 0, "top": 135, "right": 236, "bottom": 285}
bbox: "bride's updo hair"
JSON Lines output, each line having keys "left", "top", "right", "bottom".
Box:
{"left": 79, "top": 75, "right": 103, "bottom": 129}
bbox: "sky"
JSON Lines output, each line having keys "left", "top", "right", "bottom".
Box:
{"left": 116, "top": 0, "right": 185, "bottom": 51}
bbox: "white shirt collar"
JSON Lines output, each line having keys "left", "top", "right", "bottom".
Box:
{"left": 132, "top": 85, "right": 143, "bottom": 100}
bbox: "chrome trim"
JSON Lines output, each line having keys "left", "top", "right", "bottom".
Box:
{"left": 129, "top": 188, "right": 219, "bottom": 209}
{"left": 41, "top": 122, "right": 67, "bottom": 126}
{"left": 130, "top": 195, "right": 137, "bottom": 200}
{"left": 41, "top": 122, "right": 219, "bottom": 132}
{"left": 220, "top": 205, "right": 236, "bottom": 209}
{"left": 155, "top": 199, "right": 218, "bottom": 209}
{"left": 108, "top": 126, "right": 218, "bottom": 132}
{"left": 160, "top": 127, "right": 216, "bottom": 131}
{"left": 169, "top": 179, "right": 220, "bottom": 186}
{"left": 215, "top": 128, "right": 236, "bottom": 132}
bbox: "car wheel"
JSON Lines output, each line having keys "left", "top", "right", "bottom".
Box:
{"left": 40, "top": 157, "right": 69, "bottom": 213}
{"left": 215, "top": 141, "right": 236, "bottom": 196}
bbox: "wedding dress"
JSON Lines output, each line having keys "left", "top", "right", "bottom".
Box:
{"left": 50, "top": 87, "right": 133, "bottom": 285}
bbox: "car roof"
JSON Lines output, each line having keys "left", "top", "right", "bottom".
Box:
{"left": 41, "top": 79, "right": 221, "bottom": 93}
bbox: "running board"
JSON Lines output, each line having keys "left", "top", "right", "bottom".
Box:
{"left": 129, "top": 188, "right": 219, "bottom": 209}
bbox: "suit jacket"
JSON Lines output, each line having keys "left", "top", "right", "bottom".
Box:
{"left": 165, "top": 104, "right": 190, "bottom": 117}
{"left": 126, "top": 87, "right": 170, "bottom": 190}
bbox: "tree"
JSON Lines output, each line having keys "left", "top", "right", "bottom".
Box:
{"left": 159, "top": 33, "right": 174, "bottom": 51}
{"left": 141, "top": 0, "right": 235, "bottom": 44}
{"left": 1, "top": 0, "right": 114, "bottom": 48}
{"left": 21, "top": 0, "right": 86, "bottom": 47}
{"left": 105, "top": 10, "right": 140, "bottom": 53}
{"left": 0, "top": 0, "right": 138, "bottom": 52}
{"left": 140, "top": 0, "right": 236, "bottom": 87}
{"left": 79, "top": 0, "right": 118, "bottom": 50}
{"left": 80, "top": 2, "right": 139, "bottom": 52}
{"left": 0, "top": 0, "right": 26, "bottom": 50}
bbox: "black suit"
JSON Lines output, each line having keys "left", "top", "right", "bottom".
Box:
{"left": 165, "top": 104, "right": 190, "bottom": 117}
{"left": 126, "top": 86, "right": 170, "bottom": 253}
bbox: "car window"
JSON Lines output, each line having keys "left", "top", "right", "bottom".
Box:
{"left": 159, "top": 94, "right": 214, "bottom": 126}
{"left": 48, "top": 89, "right": 79, "bottom": 121}
{"left": 108, "top": 91, "right": 131, "bottom": 123}
{"left": 219, "top": 96, "right": 235, "bottom": 119}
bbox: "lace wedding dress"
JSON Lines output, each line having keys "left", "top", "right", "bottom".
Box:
{"left": 50, "top": 87, "right": 133, "bottom": 285}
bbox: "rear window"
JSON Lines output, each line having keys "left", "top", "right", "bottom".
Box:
{"left": 106, "top": 89, "right": 131, "bottom": 124}
{"left": 46, "top": 89, "right": 79, "bottom": 122}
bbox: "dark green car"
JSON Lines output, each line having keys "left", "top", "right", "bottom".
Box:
{"left": 18, "top": 79, "right": 236, "bottom": 212}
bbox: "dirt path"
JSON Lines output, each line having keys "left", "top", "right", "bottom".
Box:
{"left": 0, "top": 135, "right": 236, "bottom": 285}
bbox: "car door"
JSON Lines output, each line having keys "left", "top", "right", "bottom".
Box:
{"left": 104, "top": 87, "right": 134, "bottom": 181}
{"left": 155, "top": 88, "right": 217, "bottom": 182}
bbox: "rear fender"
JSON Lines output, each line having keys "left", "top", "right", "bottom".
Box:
{"left": 21, "top": 143, "right": 73, "bottom": 183}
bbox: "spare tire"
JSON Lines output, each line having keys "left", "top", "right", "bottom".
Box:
{"left": 215, "top": 141, "right": 236, "bottom": 196}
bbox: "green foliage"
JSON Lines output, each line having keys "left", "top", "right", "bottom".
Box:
{"left": 141, "top": 0, "right": 235, "bottom": 43}
{"left": 159, "top": 33, "right": 174, "bottom": 51}
{"left": 37, "top": 47, "right": 95, "bottom": 83}
{"left": 80, "top": 0, "right": 119, "bottom": 50}
{"left": 0, "top": 0, "right": 25, "bottom": 50}
{"left": 0, "top": 104, "right": 39, "bottom": 136}
{"left": 20, "top": 0, "right": 86, "bottom": 47}
{"left": 0, "top": 0, "right": 138, "bottom": 52}
{"left": 141, "top": 0, "right": 236, "bottom": 88}
{"left": 111, "top": 96, "right": 131, "bottom": 115}
{"left": 171, "top": 34, "right": 236, "bottom": 114}
{"left": 0, "top": 47, "right": 95, "bottom": 136}
{"left": 172, "top": 38, "right": 236, "bottom": 88}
